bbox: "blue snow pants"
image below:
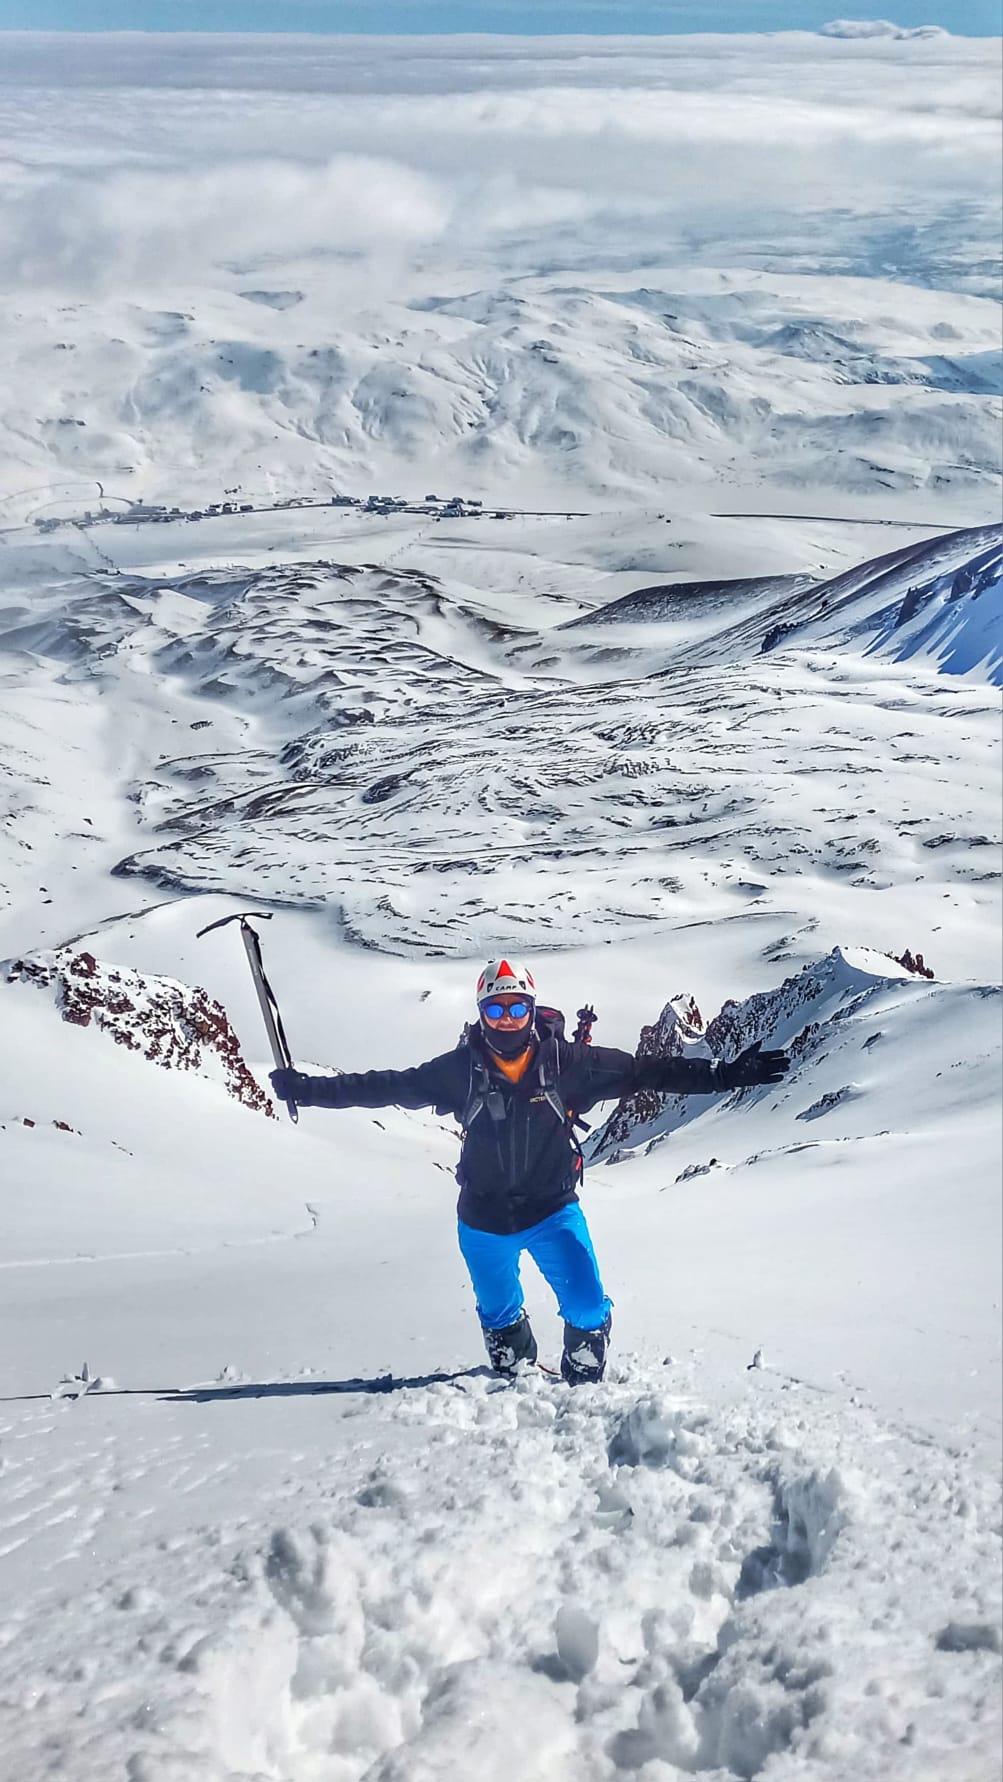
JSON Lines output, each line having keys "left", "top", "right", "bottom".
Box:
{"left": 457, "top": 1203, "right": 611, "bottom": 1332}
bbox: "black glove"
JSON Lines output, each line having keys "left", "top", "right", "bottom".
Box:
{"left": 714, "top": 1041, "right": 789, "bottom": 1091}
{"left": 269, "top": 1066, "right": 312, "bottom": 1106}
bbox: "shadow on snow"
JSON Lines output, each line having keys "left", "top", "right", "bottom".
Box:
{"left": 0, "top": 1369, "right": 485, "bottom": 1405}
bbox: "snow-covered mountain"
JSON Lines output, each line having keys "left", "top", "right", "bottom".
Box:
{"left": 0, "top": 27, "right": 1000, "bottom": 1782}
{"left": 2, "top": 489, "right": 1000, "bottom": 1779}
{"left": 590, "top": 942, "right": 983, "bottom": 1154}
{"left": 3, "top": 519, "right": 997, "bottom": 960}
{"left": 3, "top": 268, "right": 1001, "bottom": 519}
{"left": 569, "top": 520, "right": 1003, "bottom": 682}
{"left": 1, "top": 28, "right": 999, "bottom": 522}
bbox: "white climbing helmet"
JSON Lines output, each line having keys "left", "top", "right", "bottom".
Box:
{"left": 476, "top": 957, "right": 536, "bottom": 1003}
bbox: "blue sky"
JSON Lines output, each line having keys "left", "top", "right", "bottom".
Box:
{"left": 0, "top": 1, "right": 998, "bottom": 35}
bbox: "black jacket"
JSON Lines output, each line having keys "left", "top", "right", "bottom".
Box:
{"left": 291, "top": 1030, "right": 718, "bottom": 1236}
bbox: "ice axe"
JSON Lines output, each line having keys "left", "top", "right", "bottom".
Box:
{"left": 196, "top": 912, "right": 299, "bottom": 1123}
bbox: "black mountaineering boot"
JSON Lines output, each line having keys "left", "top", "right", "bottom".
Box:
{"left": 561, "top": 1312, "right": 612, "bottom": 1386}
{"left": 483, "top": 1311, "right": 538, "bottom": 1376}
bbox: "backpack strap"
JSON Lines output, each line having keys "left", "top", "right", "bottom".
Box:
{"left": 537, "top": 1036, "right": 588, "bottom": 1173}
{"left": 461, "top": 1047, "right": 506, "bottom": 1132}
{"left": 537, "top": 1035, "right": 569, "bottom": 1127}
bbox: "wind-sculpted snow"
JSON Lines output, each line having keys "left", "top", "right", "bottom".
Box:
{"left": 1, "top": 527, "right": 998, "bottom": 955}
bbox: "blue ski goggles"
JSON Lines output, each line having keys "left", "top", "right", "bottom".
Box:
{"left": 479, "top": 998, "right": 533, "bottom": 1021}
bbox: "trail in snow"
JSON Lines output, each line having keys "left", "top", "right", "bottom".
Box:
{"left": 0, "top": 1356, "right": 998, "bottom": 1782}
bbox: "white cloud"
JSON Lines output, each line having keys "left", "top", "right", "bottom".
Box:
{"left": 0, "top": 30, "right": 995, "bottom": 295}
{"left": 818, "top": 19, "right": 951, "bottom": 38}
{"left": 0, "top": 155, "right": 451, "bottom": 291}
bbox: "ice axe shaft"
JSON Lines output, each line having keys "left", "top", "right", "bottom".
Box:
{"left": 196, "top": 911, "right": 298, "bottom": 1123}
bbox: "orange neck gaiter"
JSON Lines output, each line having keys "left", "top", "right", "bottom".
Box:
{"left": 491, "top": 1045, "right": 533, "bottom": 1084}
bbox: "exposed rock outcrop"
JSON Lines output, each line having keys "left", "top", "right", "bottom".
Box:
{"left": 2, "top": 948, "right": 273, "bottom": 1115}
{"left": 592, "top": 945, "right": 926, "bottom": 1158}
{"left": 891, "top": 947, "right": 934, "bottom": 979}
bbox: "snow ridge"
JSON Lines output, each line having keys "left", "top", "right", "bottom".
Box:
{"left": 575, "top": 522, "right": 1003, "bottom": 686}
{"left": 592, "top": 944, "right": 931, "bottom": 1157}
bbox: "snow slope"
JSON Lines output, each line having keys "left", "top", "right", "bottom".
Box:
{"left": 1, "top": 1368, "right": 999, "bottom": 1782}
{"left": 0, "top": 930, "right": 999, "bottom": 1782}
{"left": 0, "top": 511, "right": 999, "bottom": 1777}
{"left": 572, "top": 522, "right": 1003, "bottom": 684}
{"left": 0, "top": 27, "right": 1000, "bottom": 1782}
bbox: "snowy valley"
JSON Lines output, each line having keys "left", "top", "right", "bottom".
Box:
{"left": 0, "top": 23, "right": 1001, "bottom": 1782}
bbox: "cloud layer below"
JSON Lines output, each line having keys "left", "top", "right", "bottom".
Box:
{"left": 0, "top": 30, "right": 997, "bottom": 295}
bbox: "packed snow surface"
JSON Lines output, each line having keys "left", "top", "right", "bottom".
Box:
{"left": 0, "top": 25, "right": 1001, "bottom": 1782}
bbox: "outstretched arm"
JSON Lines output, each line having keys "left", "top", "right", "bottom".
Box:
{"left": 270, "top": 1052, "right": 464, "bottom": 1114}
{"left": 567, "top": 1039, "right": 789, "bottom": 1112}
{"left": 635, "top": 1041, "right": 789, "bottom": 1094}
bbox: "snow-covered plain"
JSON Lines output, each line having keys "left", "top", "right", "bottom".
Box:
{"left": 0, "top": 25, "right": 1001, "bottom": 1782}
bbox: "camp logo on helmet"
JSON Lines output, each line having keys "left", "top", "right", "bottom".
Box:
{"left": 476, "top": 958, "right": 536, "bottom": 1001}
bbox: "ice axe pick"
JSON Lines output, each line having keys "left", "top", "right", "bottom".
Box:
{"left": 196, "top": 912, "right": 299, "bottom": 1123}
